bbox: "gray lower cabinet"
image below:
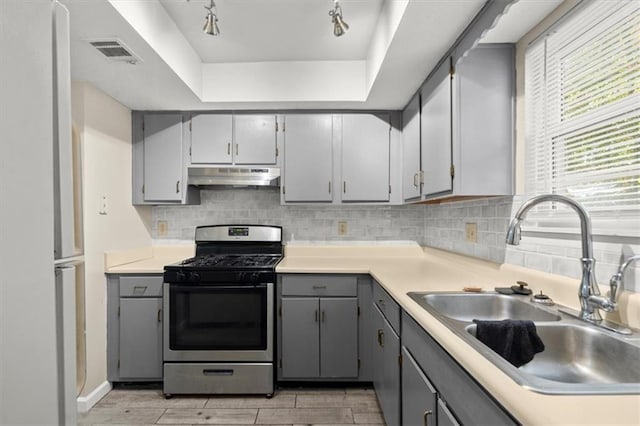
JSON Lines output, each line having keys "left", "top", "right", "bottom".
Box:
{"left": 107, "top": 274, "right": 163, "bottom": 382}
{"left": 402, "top": 346, "right": 459, "bottom": 426}
{"left": 280, "top": 297, "right": 358, "bottom": 379}
{"left": 401, "top": 312, "right": 517, "bottom": 426}
{"left": 372, "top": 282, "right": 401, "bottom": 426}
{"left": 278, "top": 274, "right": 363, "bottom": 381}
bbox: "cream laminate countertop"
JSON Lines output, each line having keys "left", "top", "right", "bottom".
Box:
{"left": 278, "top": 244, "right": 640, "bottom": 426}
{"left": 104, "top": 245, "right": 194, "bottom": 273}
{"left": 104, "top": 243, "right": 640, "bottom": 425}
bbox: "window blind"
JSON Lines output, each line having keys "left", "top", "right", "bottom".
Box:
{"left": 524, "top": 0, "right": 640, "bottom": 236}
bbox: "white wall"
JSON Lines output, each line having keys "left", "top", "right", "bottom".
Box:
{"left": 0, "top": 1, "right": 60, "bottom": 424}
{"left": 72, "top": 82, "right": 152, "bottom": 399}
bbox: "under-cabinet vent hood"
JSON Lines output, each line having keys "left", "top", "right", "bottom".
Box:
{"left": 188, "top": 167, "right": 280, "bottom": 187}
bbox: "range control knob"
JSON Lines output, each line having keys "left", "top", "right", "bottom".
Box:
{"left": 176, "top": 271, "right": 186, "bottom": 282}
{"left": 189, "top": 272, "right": 201, "bottom": 282}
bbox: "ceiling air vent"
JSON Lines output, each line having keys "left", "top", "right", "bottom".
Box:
{"left": 88, "top": 39, "right": 141, "bottom": 64}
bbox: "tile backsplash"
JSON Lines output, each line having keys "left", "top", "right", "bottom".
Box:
{"left": 153, "top": 189, "right": 639, "bottom": 292}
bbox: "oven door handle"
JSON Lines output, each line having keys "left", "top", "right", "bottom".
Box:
{"left": 170, "top": 284, "right": 267, "bottom": 290}
{"left": 202, "top": 369, "right": 234, "bottom": 376}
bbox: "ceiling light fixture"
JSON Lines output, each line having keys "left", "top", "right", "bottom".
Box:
{"left": 329, "top": 0, "right": 349, "bottom": 37}
{"left": 203, "top": 0, "right": 220, "bottom": 36}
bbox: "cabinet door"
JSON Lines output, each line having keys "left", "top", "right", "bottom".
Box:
{"left": 341, "top": 114, "right": 390, "bottom": 202}
{"left": 143, "top": 114, "right": 183, "bottom": 202}
{"left": 438, "top": 399, "right": 460, "bottom": 426}
{"left": 402, "top": 347, "right": 437, "bottom": 426}
{"left": 190, "top": 114, "right": 233, "bottom": 164}
{"left": 373, "top": 304, "right": 401, "bottom": 426}
{"left": 421, "top": 62, "right": 452, "bottom": 197}
{"left": 402, "top": 96, "right": 421, "bottom": 201}
{"left": 233, "top": 115, "right": 277, "bottom": 164}
{"left": 119, "top": 298, "right": 162, "bottom": 379}
{"left": 283, "top": 114, "right": 333, "bottom": 202}
{"left": 320, "top": 298, "right": 358, "bottom": 378}
{"left": 281, "top": 298, "right": 320, "bottom": 378}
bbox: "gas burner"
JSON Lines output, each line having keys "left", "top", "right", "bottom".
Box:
{"left": 179, "top": 254, "right": 281, "bottom": 269}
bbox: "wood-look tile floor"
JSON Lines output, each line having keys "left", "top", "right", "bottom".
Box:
{"left": 79, "top": 385, "right": 386, "bottom": 426}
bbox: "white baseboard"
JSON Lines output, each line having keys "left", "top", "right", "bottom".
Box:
{"left": 77, "top": 381, "right": 112, "bottom": 413}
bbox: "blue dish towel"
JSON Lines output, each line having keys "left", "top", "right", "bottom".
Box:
{"left": 472, "top": 319, "right": 545, "bottom": 367}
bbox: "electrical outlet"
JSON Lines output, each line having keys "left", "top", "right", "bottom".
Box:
{"left": 158, "top": 220, "right": 168, "bottom": 236}
{"left": 465, "top": 223, "right": 477, "bottom": 243}
{"left": 338, "top": 221, "right": 348, "bottom": 236}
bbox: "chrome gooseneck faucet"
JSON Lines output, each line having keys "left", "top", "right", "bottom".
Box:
{"left": 506, "top": 194, "right": 616, "bottom": 323}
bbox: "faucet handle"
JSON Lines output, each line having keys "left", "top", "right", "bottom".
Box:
{"left": 609, "top": 273, "right": 621, "bottom": 303}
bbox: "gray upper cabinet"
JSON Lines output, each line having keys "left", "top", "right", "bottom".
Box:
{"left": 283, "top": 114, "right": 333, "bottom": 202}
{"left": 190, "top": 114, "right": 233, "bottom": 164}
{"left": 341, "top": 114, "right": 390, "bottom": 202}
{"left": 188, "top": 114, "right": 277, "bottom": 165}
{"left": 452, "top": 45, "right": 514, "bottom": 196}
{"left": 143, "top": 113, "right": 184, "bottom": 202}
{"left": 421, "top": 61, "right": 453, "bottom": 198}
{"left": 132, "top": 112, "right": 199, "bottom": 205}
{"left": 233, "top": 114, "right": 277, "bottom": 165}
{"left": 402, "top": 95, "right": 421, "bottom": 201}
{"left": 417, "top": 45, "right": 514, "bottom": 201}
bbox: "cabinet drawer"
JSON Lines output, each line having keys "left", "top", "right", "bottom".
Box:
{"left": 281, "top": 275, "right": 357, "bottom": 297}
{"left": 119, "top": 275, "right": 163, "bottom": 297}
{"left": 373, "top": 281, "right": 400, "bottom": 334}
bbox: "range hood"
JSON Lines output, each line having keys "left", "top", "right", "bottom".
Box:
{"left": 188, "top": 167, "right": 280, "bottom": 187}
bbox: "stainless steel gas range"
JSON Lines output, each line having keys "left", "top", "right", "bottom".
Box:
{"left": 162, "top": 225, "right": 282, "bottom": 397}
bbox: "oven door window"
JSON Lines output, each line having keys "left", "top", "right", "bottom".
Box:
{"left": 169, "top": 284, "right": 267, "bottom": 350}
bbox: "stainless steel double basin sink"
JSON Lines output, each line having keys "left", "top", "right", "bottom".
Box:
{"left": 407, "top": 292, "right": 640, "bottom": 395}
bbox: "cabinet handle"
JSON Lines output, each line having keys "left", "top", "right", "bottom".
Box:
{"left": 321, "top": 310, "right": 326, "bottom": 323}
{"left": 312, "top": 285, "right": 327, "bottom": 290}
{"left": 157, "top": 309, "right": 162, "bottom": 323}
{"left": 378, "top": 299, "right": 385, "bottom": 310}
{"left": 377, "top": 329, "right": 384, "bottom": 347}
{"left": 227, "top": 142, "right": 231, "bottom": 155}
{"left": 203, "top": 369, "right": 233, "bottom": 376}
{"left": 328, "top": 181, "right": 332, "bottom": 193}
{"left": 176, "top": 180, "right": 180, "bottom": 193}
{"left": 235, "top": 144, "right": 239, "bottom": 156}
{"left": 423, "top": 410, "right": 433, "bottom": 426}
{"left": 315, "top": 310, "right": 319, "bottom": 322}
{"left": 413, "top": 172, "right": 420, "bottom": 188}
{"left": 343, "top": 181, "right": 346, "bottom": 193}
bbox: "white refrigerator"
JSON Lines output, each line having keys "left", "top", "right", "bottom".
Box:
{"left": 1, "top": 1, "right": 82, "bottom": 424}
{"left": 53, "top": 1, "right": 84, "bottom": 425}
